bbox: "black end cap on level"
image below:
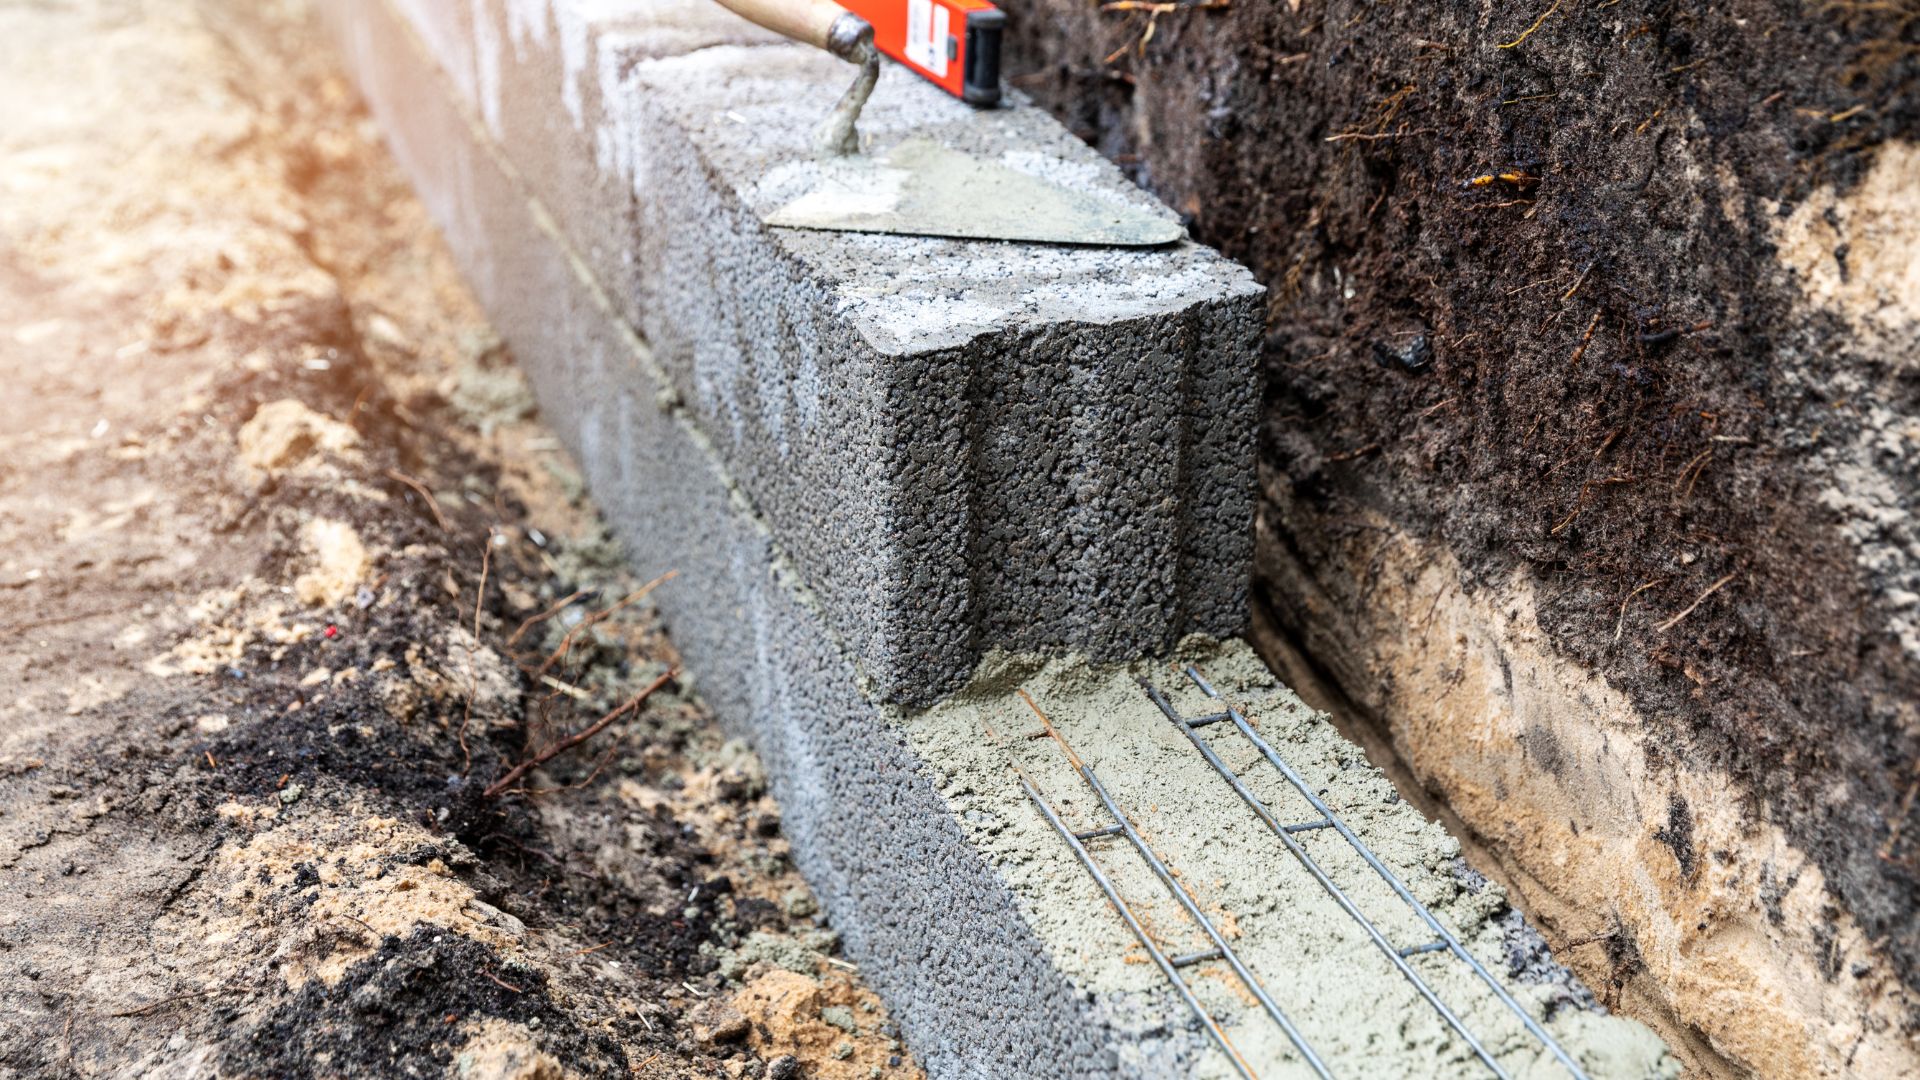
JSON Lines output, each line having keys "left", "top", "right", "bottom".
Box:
{"left": 962, "top": 9, "right": 1003, "bottom": 107}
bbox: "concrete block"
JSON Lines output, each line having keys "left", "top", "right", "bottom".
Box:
{"left": 380, "top": 0, "right": 1264, "bottom": 705}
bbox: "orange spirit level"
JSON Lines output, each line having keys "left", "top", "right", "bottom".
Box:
{"left": 841, "top": 0, "right": 1003, "bottom": 105}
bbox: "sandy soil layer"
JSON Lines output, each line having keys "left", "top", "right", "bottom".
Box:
{"left": 0, "top": 2, "right": 920, "bottom": 1077}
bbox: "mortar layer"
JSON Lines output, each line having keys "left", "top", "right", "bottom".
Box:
{"left": 903, "top": 638, "right": 1677, "bottom": 1079}
{"left": 390, "top": 0, "right": 1265, "bottom": 706}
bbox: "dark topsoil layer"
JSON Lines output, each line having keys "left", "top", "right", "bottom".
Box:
{"left": 995, "top": 0, "right": 1918, "bottom": 999}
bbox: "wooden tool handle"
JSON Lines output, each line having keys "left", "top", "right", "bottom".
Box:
{"left": 710, "top": 0, "right": 860, "bottom": 54}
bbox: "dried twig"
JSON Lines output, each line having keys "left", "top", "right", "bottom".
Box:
{"left": 109, "top": 984, "right": 246, "bottom": 1017}
{"left": 1549, "top": 480, "right": 1593, "bottom": 535}
{"left": 1653, "top": 573, "right": 1736, "bottom": 633}
{"left": 538, "top": 675, "right": 592, "bottom": 701}
{"left": 1674, "top": 447, "right": 1712, "bottom": 499}
{"left": 1497, "top": 0, "right": 1560, "bottom": 49}
{"left": 459, "top": 531, "right": 497, "bottom": 773}
{"left": 1324, "top": 127, "right": 1438, "bottom": 142}
{"left": 1099, "top": 0, "right": 1228, "bottom": 61}
{"left": 329, "top": 912, "right": 380, "bottom": 937}
{"left": 1614, "top": 579, "right": 1666, "bottom": 643}
{"left": 511, "top": 742, "right": 622, "bottom": 798}
{"left": 386, "top": 468, "right": 451, "bottom": 532}
{"left": 534, "top": 570, "right": 678, "bottom": 679}
{"left": 484, "top": 668, "right": 676, "bottom": 798}
{"left": 1568, "top": 310, "right": 1603, "bottom": 366}
{"left": 506, "top": 589, "right": 586, "bottom": 651}
{"left": 1562, "top": 262, "right": 1594, "bottom": 301}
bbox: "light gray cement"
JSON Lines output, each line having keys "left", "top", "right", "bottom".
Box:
{"left": 388, "top": 0, "right": 1265, "bottom": 707}
{"left": 319, "top": 0, "right": 1664, "bottom": 1075}
{"left": 907, "top": 639, "right": 1677, "bottom": 1079}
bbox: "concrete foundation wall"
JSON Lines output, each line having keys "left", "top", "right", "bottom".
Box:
{"left": 372, "top": 0, "right": 1263, "bottom": 706}
{"left": 318, "top": 0, "right": 1247, "bottom": 1073}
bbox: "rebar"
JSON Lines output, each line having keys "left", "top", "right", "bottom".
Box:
{"left": 1155, "top": 665, "right": 1593, "bottom": 1080}
{"left": 1019, "top": 693, "right": 1334, "bottom": 1079}
{"left": 1019, "top": 774, "right": 1260, "bottom": 1080}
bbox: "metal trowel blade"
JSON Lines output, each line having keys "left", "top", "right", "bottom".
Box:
{"left": 763, "top": 138, "right": 1185, "bottom": 247}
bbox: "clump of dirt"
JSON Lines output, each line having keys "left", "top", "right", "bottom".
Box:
{"left": 727, "top": 970, "right": 913, "bottom": 1080}
{"left": 0, "top": 2, "right": 920, "bottom": 1077}
{"left": 237, "top": 398, "right": 364, "bottom": 476}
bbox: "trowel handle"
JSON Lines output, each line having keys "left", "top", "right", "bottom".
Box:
{"left": 710, "top": 0, "right": 873, "bottom": 63}
{"left": 711, "top": 0, "right": 879, "bottom": 155}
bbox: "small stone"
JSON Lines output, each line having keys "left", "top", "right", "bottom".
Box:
{"left": 833, "top": 1042, "right": 853, "bottom": 1060}
{"left": 819, "top": 1004, "right": 856, "bottom": 1035}
{"left": 1371, "top": 333, "right": 1433, "bottom": 374}
{"left": 781, "top": 888, "right": 816, "bottom": 919}
{"left": 767, "top": 1055, "right": 801, "bottom": 1080}
{"left": 693, "top": 1005, "right": 751, "bottom": 1046}
{"left": 363, "top": 312, "right": 414, "bottom": 354}
{"left": 279, "top": 783, "right": 305, "bottom": 805}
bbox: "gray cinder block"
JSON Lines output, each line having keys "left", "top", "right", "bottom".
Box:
{"left": 322, "top": 6, "right": 1135, "bottom": 1076}
{"left": 387, "top": 0, "right": 1263, "bottom": 705}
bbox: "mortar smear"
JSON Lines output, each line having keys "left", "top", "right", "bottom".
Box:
{"left": 900, "top": 637, "right": 1676, "bottom": 1079}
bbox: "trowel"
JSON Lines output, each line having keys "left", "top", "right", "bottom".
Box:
{"left": 708, "top": 0, "right": 1185, "bottom": 246}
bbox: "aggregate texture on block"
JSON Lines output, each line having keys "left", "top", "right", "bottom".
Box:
{"left": 382, "top": 0, "right": 1267, "bottom": 706}
{"left": 319, "top": 1, "right": 1224, "bottom": 1075}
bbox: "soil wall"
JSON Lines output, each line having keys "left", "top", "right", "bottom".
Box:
{"left": 991, "top": 2, "right": 1919, "bottom": 1075}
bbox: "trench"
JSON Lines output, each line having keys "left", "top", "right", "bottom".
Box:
{"left": 307, "top": 0, "right": 1912, "bottom": 1068}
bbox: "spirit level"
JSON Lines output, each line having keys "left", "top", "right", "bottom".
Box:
{"left": 840, "top": 0, "right": 1003, "bottom": 105}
